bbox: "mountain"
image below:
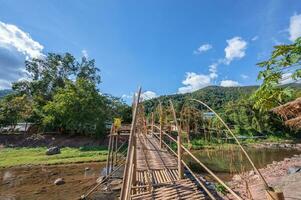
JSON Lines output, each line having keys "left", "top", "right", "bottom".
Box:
{"left": 143, "top": 83, "right": 301, "bottom": 114}
{"left": 0, "top": 89, "right": 13, "bottom": 99}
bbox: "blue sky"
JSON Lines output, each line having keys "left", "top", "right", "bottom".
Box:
{"left": 0, "top": 0, "right": 301, "bottom": 101}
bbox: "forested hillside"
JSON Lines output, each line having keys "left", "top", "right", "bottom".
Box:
{"left": 144, "top": 84, "right": 301, "bottom": 114}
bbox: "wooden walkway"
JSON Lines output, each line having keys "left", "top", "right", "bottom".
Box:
{"left": 133, "top": 133, "right": 205, "bottom": 199}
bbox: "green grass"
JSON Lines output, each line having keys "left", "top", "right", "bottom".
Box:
{"left": 0, "top": 146, "right": 108, "bottom": 167}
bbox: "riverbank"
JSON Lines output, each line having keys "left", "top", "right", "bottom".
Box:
{"left": 228, "top": 154, "right": 301, "bottom": 199}
{"left": 0, "top": 162, "right": 106, "bottom": 200}
{"left": 0, "top": 147, "right": 108, "bottom": 167}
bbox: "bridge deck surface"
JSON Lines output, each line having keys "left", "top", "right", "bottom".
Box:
{"left": 131, "top": 133, "right": 205, "bottom": 200}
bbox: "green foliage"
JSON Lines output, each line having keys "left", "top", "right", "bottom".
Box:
{"left": 0, "top": 147, "right": 108, "bottom": 167}
{"left": 0, "top": 52, "right": 131, "bottom": 137}
{"left": 42, "top": 78, "right": 107, "bottom": 136}
{"left": 253, "top": 37, "right": 301, "bottom": 111}
{"left": 215, "top": 183, "right": 228, "bottom": 195}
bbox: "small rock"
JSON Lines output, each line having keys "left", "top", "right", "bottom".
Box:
{"left": 54, "top": 178, "right": 65, "bottom": 185}
{"left": 287, "top": 166, "right": 301, "bottom": 174}
{"left": 85, "top": 167, "right": 90, "bottom": 171}
{"left": 46, "top": 147, "right": 61, "bottom": 155}
{"left": 233, "top": 174, "right": 242, "bottom": 181}
{"left": 249, "top": 170, "right": 255, "bottom": 176}
{"left": 96, "top": 176, "right": 105, "bottom": 183}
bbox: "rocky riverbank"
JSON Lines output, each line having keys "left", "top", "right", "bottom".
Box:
{"left": 227, "top": 154, "right": 301, "bottom": 199}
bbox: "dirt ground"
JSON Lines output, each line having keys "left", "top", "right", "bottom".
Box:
{"left": 228, "top": 154, "right": 301, "bottom": 200}
{"left": 0, "top": 133, "right": 108, "bottom": 148}
{"left": 0, "top": 162, "right": 107, "bottom": 200}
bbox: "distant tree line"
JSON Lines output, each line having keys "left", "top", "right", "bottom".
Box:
{"left": 0, "top": 53, "right": 131, "bottom": 137}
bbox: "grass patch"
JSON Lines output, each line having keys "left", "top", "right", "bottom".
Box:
{"left": 0, "top": 146, "right": 108, "bottom": 167}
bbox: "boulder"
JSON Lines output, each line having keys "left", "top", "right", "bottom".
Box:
{"left": 287, "top": 166, "right": 301, "bottom": 174}
{"left": 46, "top": 147, "right": 60, "bottom": 155}
{"left": 54, "top": 178, "right": 65, "bottom": 185}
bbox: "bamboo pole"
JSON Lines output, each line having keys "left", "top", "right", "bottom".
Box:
{"left": 106, "top": 126, "right": 113, "bottom": 175}
{"left": 169, "top": 100, "right": 184, "bottom": 179}
{"left": 159, "top": 101, "right": 163, "bottom": 149}
{"left": 177, "top": 136, "right": 184, "bottom": 179}
{"left": 120, "top": 87, "right": 141, "bottom": 200}
{"left": 151, "top": 112, "right": 154, "bottom": 135}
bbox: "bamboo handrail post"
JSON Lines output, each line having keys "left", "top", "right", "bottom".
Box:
{"left": 177, "top": 135, "right": 184, "bottom": 179}
{"left": 120, "top": 87, "right": 141, "bottom": 200}
{"left": 151, "top": 112, "right": 154, "bottom": 135}
{"left": 106, "top": 126, "right": 113, "bottom": 175}
{"left": 159, "top": 101, "right": 163, "bottom": 149}
{"left": 169, "top": 100, "right": 184, "bottom": 179}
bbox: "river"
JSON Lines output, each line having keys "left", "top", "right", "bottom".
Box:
{"left": 185, "top": 147, "right": 301, "bottom": 181}
{"left": 1, "top": 148, "right": 300, "bottom": 199}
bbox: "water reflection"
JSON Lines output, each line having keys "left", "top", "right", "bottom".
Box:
{"left": 185, "top": 147, "right": 301, "bottom": 180}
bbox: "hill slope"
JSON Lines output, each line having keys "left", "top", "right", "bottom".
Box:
{"left": 143, "top": 84, "right": 301, "bottom": 114}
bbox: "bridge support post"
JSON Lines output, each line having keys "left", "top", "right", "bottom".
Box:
{"left": 159, "top": 102, "right": 163, "bottom": 149}
{"left": 177, "top": 135, "right": 184, "bottom": 179}
{"left": 132, "top": 135, "right": 137, "bottom": 188}
{"left": 151, "top": 112, "right": 154, "bottom": 135}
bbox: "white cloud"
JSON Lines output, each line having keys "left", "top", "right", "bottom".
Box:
{"left": 279, "top": 72, "right": 301, "bottom": 85}
{"left": 121, "top": 94, "right": 132, "bottom": 99}
{"left": 141, "top": 91, "right": 157, "bottom": 100}
{"left": 220, "top": 80, "right": 240, "bottom": 87}
{"left": 241, "top": 74, "right": 249, "bottom": 79}
{"left": 0, "top": 79, "right": 11, "bottom": 89}
{"left": 194, "top": 43, "right": 212, "bottom": 54}
{"left": 0, "top": 21, "right": 44, "bottom": 58}
{"left": 289, "top": 13, "right": 301, "bottom": 42}
{"left": 224, "top": 37, "right": 247, "bottom": 64}
{"left": 82, "top": 49, "right": 88, "bottom": 58}
{"left": 208, "top": 63, "right": 218, "bottom": 79}
{"left": 251, "top": 36, "right": 259, "bottom": 41}
{"left": 178, "top": 72, "right": 211, "bottom": 94}
{"left": 0, "top": 21, "right": 44, "bottom": 89}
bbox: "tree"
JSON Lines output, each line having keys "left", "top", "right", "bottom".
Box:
{"left": 0, "top": 94, "right": 33, "bottom": 127}
{"left": 253, "top": 37, "right": 301, "bottom": 111}
{"left": 43, "top": 78, "right": 107, "bottom": 136}
{"left": 4, "top": 52, "right": 126, "bottom": 136}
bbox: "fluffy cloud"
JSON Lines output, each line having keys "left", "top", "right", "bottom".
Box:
{"left": 141, "top": 91, "right": 157, "bottom": 100}
{"left": 0, "top": 21, "right": 43, "bottom": 58}
{"left": 224, "top": 37, "right": 247, "bottom": 64}
{"left": 0, "top": 21, "right": 44, "bottom": 89}
{"left": 209, "top": 64, "right": 218, "bottom": 79}
{"left": 0, "top": 79, "right": 12, "bottom": 90}
{"left": 289, "top": 13, "right": 301, "bottom": 42}
{"left": 178, "top": 72, "right": 211, "bottom": 94}
{"left": 220, "top": 80, "right": 240, "bottom": 87}
{"left": 194, "top": 44, "right": 212, "bottom": 54}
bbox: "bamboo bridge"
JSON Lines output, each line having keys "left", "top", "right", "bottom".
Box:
{"left": 81, "top": 87, "right": 284, "bottom": 200}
